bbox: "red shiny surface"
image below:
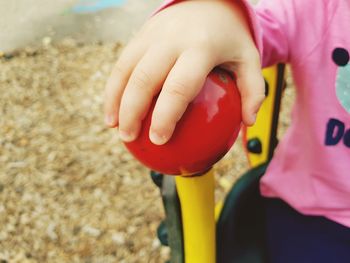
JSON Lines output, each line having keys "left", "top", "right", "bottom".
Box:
{"left": 124, "top": 68, "right": 242, "bottom": 176}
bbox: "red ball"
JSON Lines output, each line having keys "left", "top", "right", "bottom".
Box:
{"left": 124, "top": 68, "right": 242, "bottom": 176}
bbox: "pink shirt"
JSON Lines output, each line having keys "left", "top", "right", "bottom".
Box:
{"left": 159, "top": 0, "right": 350, "bottom": 227}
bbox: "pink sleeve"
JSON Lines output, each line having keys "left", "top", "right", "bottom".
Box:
{"left": 254, "top": 0, "right": 335, "bottom": 67}
{"left": 227, "top": 0, "right": 300, "bottom": 67}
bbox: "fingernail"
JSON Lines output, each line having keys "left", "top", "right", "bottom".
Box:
{"left": 150, "top": 131, "right": 168, "bottom": 145}
{"left": 105, "top": 114, "right": 115, "bottom": 126}
{"left": 119, "top": 130, "right": 136, "bottom": 142}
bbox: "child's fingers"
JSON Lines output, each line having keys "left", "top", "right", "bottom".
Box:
{"left": 235, "top": 55, "right": 265, "bottom": 126}
{"left": 149, "top": 49, "right": 214, "bottom": 145}
{"left": 118, "top": 46, "right": 177, "bottom": 142}
{"left": 104, "top": 40, "right": 145, "bottom": 127}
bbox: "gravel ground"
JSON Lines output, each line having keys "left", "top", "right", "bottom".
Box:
{"left": 0, "top": 40, "right": 294, "bottom": 263}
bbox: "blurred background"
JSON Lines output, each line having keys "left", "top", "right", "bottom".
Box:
{"left": 0, "top": 0, "right": 161, "bottom": 52}
{"left": 0, "top": 0, "right": 292, "bottom": 262}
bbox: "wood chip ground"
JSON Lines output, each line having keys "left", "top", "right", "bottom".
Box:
{"left": 0, "top": 39, "right": 294, "bottom": 263}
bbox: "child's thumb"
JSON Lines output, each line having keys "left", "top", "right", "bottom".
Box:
{"left": 235, "top": 61, "right": 265, "bottom": 126}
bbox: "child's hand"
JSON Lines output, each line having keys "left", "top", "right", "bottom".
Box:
{"left": 104, "top": 0, "right": 264, "bottom": 145}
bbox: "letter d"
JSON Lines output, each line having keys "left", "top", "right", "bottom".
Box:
{"left": 325, "top": 118, "right": 345, "bottom": 146}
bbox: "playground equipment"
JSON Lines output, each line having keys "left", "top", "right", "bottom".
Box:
{"left": 126, "top": 64, "right": 285, "bottom": 263}
{"left": 125, "top": 68, "right": 242, "bottom": 176}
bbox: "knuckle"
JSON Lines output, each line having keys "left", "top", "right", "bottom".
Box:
{"left": 240, "top": 90, "right": 265, "bottom": 105}
{"left": 241, "top": 52, "right": 261, "bottom": 69}
{"left": 242, "top": 45, "right": 260, "bottom": 59}
{"left": 239, "top": 88, "right": 253, "bottom": 99}
{"left": 129, "top": 68, "right": 152, "bottom": 92}
{"left": 164, "top": 81, "right": 189, "bottom": 104}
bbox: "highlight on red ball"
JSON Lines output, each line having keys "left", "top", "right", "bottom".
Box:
{"left": 124, "top": 67, "right": 242, "bottom": 176}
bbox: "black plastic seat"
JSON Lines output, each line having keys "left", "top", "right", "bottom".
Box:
{"left": 217, "top": 164, "right": 269, "bottom": 263}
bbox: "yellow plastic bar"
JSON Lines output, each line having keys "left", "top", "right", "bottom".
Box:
{"left": 245, "top": 65, "right": 279, "bottom": 167}
{"left": 175, "top": 170, "right": 215, "bottom": 263}
{"left": 215, "top": 201, "right": 224, "bottom": 222}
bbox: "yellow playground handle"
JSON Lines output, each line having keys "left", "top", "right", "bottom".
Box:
{"left": 175, "top": 170, "right": 215, "bottom": 263}
{"left": 173, "top": 64, "right": 284, "bottom": 263}
{"left": 244, "top": 64, "right": 285, "bottom": 167}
